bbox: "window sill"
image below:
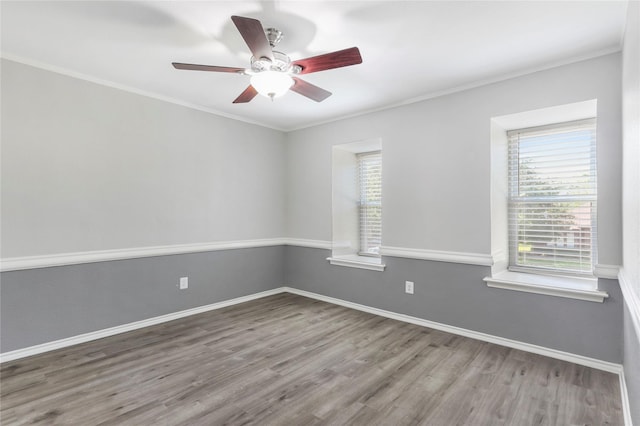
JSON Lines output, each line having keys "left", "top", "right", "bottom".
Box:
{"left": 327, "top": 255, "right": 386, "bottom": 272}
{"left": 483, "top": 271, "right": 608, "bottom": 303}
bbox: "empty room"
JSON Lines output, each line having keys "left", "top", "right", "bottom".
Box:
{"left": 1, "top": 1, "right": 639, "bottom": 425}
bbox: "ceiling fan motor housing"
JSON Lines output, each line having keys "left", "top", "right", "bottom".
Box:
{"left": 172, "top": 16, "right": 362, "bottom": 103}
{"left": 250, "top": 51, "right": 301, "bottom": 74}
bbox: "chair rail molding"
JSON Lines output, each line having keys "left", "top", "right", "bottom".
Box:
{"left": 1, "top": 239, "right": 307, "bottom": 272}
{"left": 594, "top": 264, "right": 621, "bottom": 279}
{"left": 381, "top": 246, "right": 493, "bottom": 266}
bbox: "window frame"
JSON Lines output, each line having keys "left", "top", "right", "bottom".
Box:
{"left": 328, "top": 139, "right": 385, "bottom": 272}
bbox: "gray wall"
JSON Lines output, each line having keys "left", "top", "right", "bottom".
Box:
{"left": 0, "top": 58, "right": 288, "bottom": 354}
{"left": 0, "top": 47, "right": 629, "bottom": 387}
{"left": 282, "top": 52, "right": 625, "bottom": 367}
{"left": 1, "top": 59, "right": 286, "bottom": 258}
{"left": 285, "top": 246, "right": 623, "bottom": 363}
{"left": 285, "top": 54, "right": 622, "bottom": 265}
{"left": 0, "top": 246, "right": 283, "bottom": 353}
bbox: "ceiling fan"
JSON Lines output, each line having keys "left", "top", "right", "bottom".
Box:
{"left": 172, "top": 15, "right": 362, "bottom": 103}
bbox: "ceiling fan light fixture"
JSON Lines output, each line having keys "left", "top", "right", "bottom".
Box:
{"left": 172, "top": 16, "right": 362, "bottom": 104}
{"left": 250, "top": 71, "right": 294, "bottom": 100}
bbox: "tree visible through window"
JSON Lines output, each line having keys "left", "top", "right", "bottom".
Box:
{"left": 358, "top": 151, "right": 382, "bottom": 256}
{"left": 508, "top": 119, "right": 596, "bottom": 275}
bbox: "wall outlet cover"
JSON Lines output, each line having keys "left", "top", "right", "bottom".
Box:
{"left": 179, "top": 277, "right": 188, "bottom": 290}
{"left": 405, "top": 281, "right": 414, "bottom": 294}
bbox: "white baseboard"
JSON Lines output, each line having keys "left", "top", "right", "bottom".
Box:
{"left": 1, "top": 285, "right": 632, "bottom": 425}
{"left": 0, "top": 288, "right": 287, "bottom": 363}
{"left": 282, "top": 287, "right": 622, "bottom": 374}
{"left": 619, "top": 367, "right": 634, "bottom": 426}
{"left": 2, "top": 285, "right": 624, "bottom": 372}
{"left": 283, "top": 287, "right": 632, "bottom": 425}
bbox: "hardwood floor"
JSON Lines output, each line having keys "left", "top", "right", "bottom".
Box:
{"left": 0, "top": 293, "right": 623, "bottom": 425}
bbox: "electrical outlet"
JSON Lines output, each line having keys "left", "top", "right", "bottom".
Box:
{"left": 405, "top": 281, "right": 414, "bottom": 294}
{"left": 179, "top": 277, "right": 188, "bottom": 290}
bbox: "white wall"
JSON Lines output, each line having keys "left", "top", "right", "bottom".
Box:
{"left": 621, "top": 1, "right": 640, "bottom": 423}
{"left": 331, "top": 146, "right": 359, "bottom": 256}
{"left": 1, "top": 59, "right": 286, "bottom": 258}
{"left": 489, "top": 120, "right": 509, "bottom": 273}
{"left": 622, "top": 0, "right": 640, "bottom": 300}
{"left": 286, "top": 54, "right": 622, "bottom": 265}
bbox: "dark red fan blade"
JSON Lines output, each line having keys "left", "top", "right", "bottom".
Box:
{"left": 290, "top": 78, "right": 332, "bottom": 102}
{"left": 292, "top": 47, "right": 362, "bottom": 75}
{"left": 231, "top": 16, "right": 273, "bottom": 61}
{"left": 172, "top": 63, "right": 245, "bottom": 73}
{"left": 233, "top": 85, "right": 259, "bottom": 103}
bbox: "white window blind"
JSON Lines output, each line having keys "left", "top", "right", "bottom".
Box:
{"left": 508, "top": 118, "right": 597, "bottom": 275}
{"left": 358, "top": 151, "right": 382, "bottom": 256}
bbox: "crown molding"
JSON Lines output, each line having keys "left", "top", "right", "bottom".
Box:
{"left": 0, "top": 53, "right": 285, "bottom": 132}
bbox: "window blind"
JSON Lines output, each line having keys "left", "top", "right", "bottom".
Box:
{"left": 508, "top": 118, "right": 596, "bottom": 275}
{"left": 358, "top": 151, "right": 382, "bottom": 256}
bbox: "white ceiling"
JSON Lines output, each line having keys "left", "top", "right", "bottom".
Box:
{"left": 1, "top": 1, "right": 628, "bottom": 131}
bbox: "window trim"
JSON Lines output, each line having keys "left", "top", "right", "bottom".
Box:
{"left": 330, "top": 138, "right": 385, "bottom": 271}
{"left": 486, "top": 101, "right": 608, "bottom": 302}
{"left": 484, "top": 270, "right": 607, "bottom": 303}
{"left": 327, "top": 254, "right": 385, "bottom": 271}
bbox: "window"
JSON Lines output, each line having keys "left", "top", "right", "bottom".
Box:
{"left": 508, "top": 119, "right": 597, "bottom": 276}
{"left": 358, "top": 151, "right": 382, "bottom": 256}
{"left": 329, "top": 139, "right": 384, "bottom": 271}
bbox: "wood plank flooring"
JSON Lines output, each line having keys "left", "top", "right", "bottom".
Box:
{"left": 0, "top": 293, "right": 623, "bottom": 425}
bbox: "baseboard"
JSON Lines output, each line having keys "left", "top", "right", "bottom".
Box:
{"left": 284, "top": 286, "right": 632, "bottom": 424}
{"left": 3, "top": 285, "right": 623, "bottom": 371}
{"left": 618, "top": 269, "right": 639, "bottom": 426}
{"left": 0, "top": 287, "right": 287, "bottom": 363}
{"left": 1, "top": 284, "right": 632, "bottom": 425}
{"left": 282, "top": 286, "right": 622, "bottom": 374}
{"left": 619, "top": 367, "right": 634, "bottom": 426}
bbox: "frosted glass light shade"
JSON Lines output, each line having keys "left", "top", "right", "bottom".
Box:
{"left": 250, "top": 71, "right": 294, "bottom": 99}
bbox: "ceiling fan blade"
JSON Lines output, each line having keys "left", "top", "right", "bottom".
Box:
{"left": 232, "top": 85, "right": 259, "bottom": 104}
{"left": 292, "top": 47, "right": 362, "bottom": 75}
{"left": 290, "top": 78, "right": 332, "bottom": 102}
{"left": 231, "top": 15, "right": 274, "bottom": 61}
{"left": 172, "top": 63, "right": 245, "bottom": 73}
